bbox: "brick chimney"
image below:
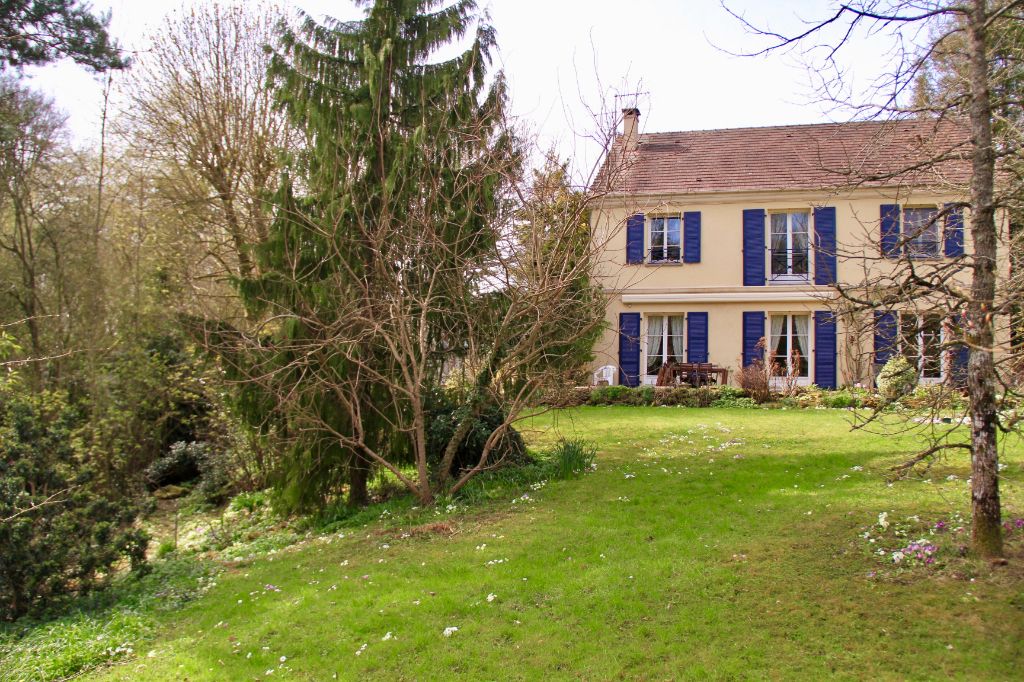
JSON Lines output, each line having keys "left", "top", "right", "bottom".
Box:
{"left": 622, "top": 107, "right": 640, "bottom": 151}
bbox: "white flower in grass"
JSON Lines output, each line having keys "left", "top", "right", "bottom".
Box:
{"left": 486, "top": 593, "right": 497, "bottom": 602}
{"left": 878, "top": 512, "right": 889, "bottom": 530}
{"left": 382, "top": 632, "right": 393, "bottom": 641}
{"left": 443, "top": 626, "right": 459, "bottom": 637}
{"left": 355, "top": 643, "right": 367, "bottom": 656}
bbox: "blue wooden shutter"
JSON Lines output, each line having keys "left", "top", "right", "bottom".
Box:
{"left": 944, "top": 203, "right": 965, "bottom": 257}
{"left": 813, "top": 206, "right": 837, "bottom": 285}
{"left": 626, "top": 214, "right": 645, "bottom": 264}
{"left": 874, "top": 311, "right": 898, "bottom": 367}
{"left": 950, "top": 314, "right": 969, "bottom": 386}
{"left": 814, "top": 311, "right": 838, "bottom": 388}
{"left": 880, "top": 204, "right": 900, "bottom": 259}
{"left": 742, "top": 311, "right": 766, "bottom": 366}
{"left": 683, "top": 211, "right": 702, "bottom": 263}
{"left": 687, "top": 312, "right": 708, "bottom": 363}
{"left": 618, "top": 312, "right": 641, "bottom": 387}
{"left": 742, "top": 209, "right": 766, "bottom": 286}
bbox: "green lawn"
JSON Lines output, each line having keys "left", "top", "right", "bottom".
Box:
{"left": 88, "top": 408, "right": 1023, "bottom": 680}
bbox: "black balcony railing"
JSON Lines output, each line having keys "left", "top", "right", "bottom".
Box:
{"left": 769, "top": 248, "right": 810, "bottom": 279}
{"left": 648, "top": 245, "right": 681, "bottom": 263}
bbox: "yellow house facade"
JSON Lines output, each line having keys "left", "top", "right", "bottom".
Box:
{"left": 590, "top": 110, "right": 980, "bottom": 388}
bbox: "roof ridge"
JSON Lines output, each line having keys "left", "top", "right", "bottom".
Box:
{"left": 636, "top": 118, "right": 942, "bottom": 139}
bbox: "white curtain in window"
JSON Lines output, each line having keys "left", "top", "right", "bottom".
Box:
{"left": 770, "top": 315, "right": 786, "bottom": 352}
{"left": 792, "top": 315, "right": 809, "bottom": 375}
{"left": 646, "top": 315, "right": 664, "bottom": 374}
{"left": 668, "top": 315, "right": 685, "bottom": 363}
{"left": 769, "top": 315, "right": 786, "bottom": 375}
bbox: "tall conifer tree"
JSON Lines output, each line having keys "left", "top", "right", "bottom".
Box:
{"left": 234, "top": 0, "right": 512, "bottom": 509}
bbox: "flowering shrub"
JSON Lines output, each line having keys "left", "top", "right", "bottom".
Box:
{"left": 876, "top": 356, "right": 918, "bottom": 402}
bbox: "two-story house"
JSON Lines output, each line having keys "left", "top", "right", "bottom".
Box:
{"left": 590, "top": 109, "right": 976, "bottom": 388}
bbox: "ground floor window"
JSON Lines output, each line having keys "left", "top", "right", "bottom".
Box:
{"left": 769, "top": 314, "right": 810, "bottom": 379}
{"left": 900, "top": 313, "right": 944, "bottom": 380}
{"left": 645, "top": 314, "right": 685, "bottom": 377}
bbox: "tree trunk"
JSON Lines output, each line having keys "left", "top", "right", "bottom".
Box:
{"left": 966, "top": 0, "right": 1003, "bottom": 558}
{"left": 347, "top": 455, "right": 370, "bottom": 508}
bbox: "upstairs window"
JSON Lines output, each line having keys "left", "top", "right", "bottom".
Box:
{"left": 769, "top": 211, "right": 810, "bottom": 282}
{"left": 649, "top": 216, "right": 681, "bottom": 262}
{"left": 903, "top": 207, "right": 941, "bottom": 258}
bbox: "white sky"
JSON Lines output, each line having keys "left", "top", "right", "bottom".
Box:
{"left": 21, "top": 0, "right": 904, "bottom": 174}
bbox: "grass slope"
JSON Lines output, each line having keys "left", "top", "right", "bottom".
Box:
{"left": 91, "top": 408, "right": 1022, "bottom": 680}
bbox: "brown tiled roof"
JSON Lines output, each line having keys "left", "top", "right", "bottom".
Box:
{"left": 595, "top": 118, "right": 972, "bottom": 196}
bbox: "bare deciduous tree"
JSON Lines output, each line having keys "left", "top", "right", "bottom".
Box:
{"left": 119, "top": 1, "right": 296, "bottom": 323}
{"left": 725, "top": 0, "right": 1024, "bottom": 557}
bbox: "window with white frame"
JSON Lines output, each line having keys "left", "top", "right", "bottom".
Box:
{"left": 903, "top": 206, "right": 941, "bottom": 258}
{"left": 899, "top": 313, "right": 944, "bottom": 380}
{"left": 645, "top": 314, "right": 685, "bottom": 378}
{"left": 769, "top": 211, "right": 810, "bottom": 282}
{"left": 769, "top": 314, "right": 810, "bottom": 379}
{"left": 649, "top": 216, "right": 681, "bottom": 262}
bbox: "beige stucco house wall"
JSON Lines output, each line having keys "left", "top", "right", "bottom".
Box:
{"left": 588, "top": 110, "right": 998, "bottom": 388}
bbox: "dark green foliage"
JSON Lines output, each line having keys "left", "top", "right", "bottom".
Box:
{"left": 223, "top": 0, "right": 516, "bottom": 508}
{"left": 452, "top": 437, "right": 598, "bottom": 506}
{"left": 144, "top": 441, "right": 202, "bottom": 489}
{"left": 822, "top": 392, "right": 857, "bottom": 409}
{"left": 74, "top": 331, "right": 224, "bottom": 497}
{"left": 0, "top": 388, "right": 147, "bottom": 621}
{"left": 0, "top": 0, "right": 127, "bottom": 71}
{"left": 144, "top": 441, "right": 234, "bottom": 505}
{"left": 0, "top": 556, "right": 218, "bottom": 680}
{"left": 710, "top": 393, "right": 759, "bottom": 409}
{"left": 193, "top": 446, "right": 233, "bottom": 506}
{"left": 588, "top": 385, "right": 636, "bottom": 405}
{"left": 425, "top": 388, "right": 528, "bottom": 478}
{"left": 661, "top": 386, "right": 716, "bottom": 407}
{"left": 548, "top": 438, "right": 596, "bottom": 479}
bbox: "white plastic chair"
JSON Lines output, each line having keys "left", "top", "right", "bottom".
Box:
{"left": 593, "top": 365, "right": 616, "bottom": 386}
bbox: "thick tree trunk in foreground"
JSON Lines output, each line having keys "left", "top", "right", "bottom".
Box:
{"left": 966, "top": 0, "right": 1003, "bottom": 558}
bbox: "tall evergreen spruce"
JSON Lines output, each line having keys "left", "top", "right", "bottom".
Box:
{"left": 237, "top": 0, "right": 512, "bottom": 509}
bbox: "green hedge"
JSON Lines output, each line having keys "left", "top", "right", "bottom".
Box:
{"left": 547, "top": 384, "right": 967, "bottom": 410}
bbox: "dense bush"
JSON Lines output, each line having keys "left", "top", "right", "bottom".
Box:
{"left": 144, "top": 440, "right": 234, "bottom": 505}
{"left": 425, "top": 388, "right": 529, "bottom": 478}
{"left": 576, "top": 384, "right": 901, "bottom": 410}
{"left": 144, "top": 441, "right": 202, "bottom": 489}
{"left": 588, "top": 385, "right": 636, "bottom": 405}
{"left": 0, "top": 389, "right": 148, "bottom": 621}
{"left": 877, "top": 356, "right": 918, "bottom": 402}
{"left": 72, "top": 332, "right": 223, "bottom": 497}
{"left": 543, "top": 382, "right": 964, "bottom": 412}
